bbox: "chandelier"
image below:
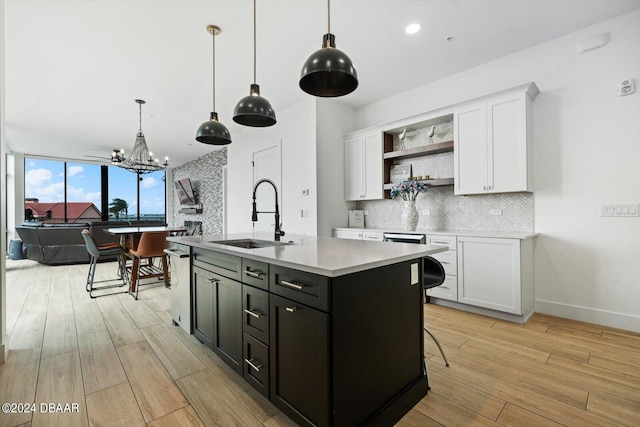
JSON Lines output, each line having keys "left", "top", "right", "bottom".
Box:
{"left": 112, "top": 99, "right": 168, "bottom": 174}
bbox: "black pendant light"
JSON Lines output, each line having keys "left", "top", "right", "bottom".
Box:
{"left": 233, "top": 0, "right": 276, "bottom": 127}
{"left": 299, "top": 0, "right": 358, "bottom": 97}
{"left": 196, "top": 25, "right": 232, "bottom": 145}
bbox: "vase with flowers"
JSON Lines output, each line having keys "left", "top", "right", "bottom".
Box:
{"left": 390, "top": 180, "right": 429, "bottom": 231}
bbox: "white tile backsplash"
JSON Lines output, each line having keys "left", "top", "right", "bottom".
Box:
{"left": 357, "top": 187, "right": 534, "bottom": 232}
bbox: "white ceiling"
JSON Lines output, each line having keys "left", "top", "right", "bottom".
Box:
{"left": 4, "top": 0, "right": 640, "bottom": 167}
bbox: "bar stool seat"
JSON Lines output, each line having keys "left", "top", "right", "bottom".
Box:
{"left": 81, "top": 230, "right": 127, "bottom": 298}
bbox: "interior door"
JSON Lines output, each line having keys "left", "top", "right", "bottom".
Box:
{"left": 252, "top": 144, "right": 282, "bottom": 233}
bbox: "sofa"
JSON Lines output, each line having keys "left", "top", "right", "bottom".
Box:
{"left": 15, "top": 220, "right": 166, "bottom": 265}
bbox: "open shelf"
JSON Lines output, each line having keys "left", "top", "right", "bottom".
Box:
{"left": 383, "top": 141, "right": 453, "bottom": 160}
{"left": 384, "top": 178, "right": 454, "bottom": 190}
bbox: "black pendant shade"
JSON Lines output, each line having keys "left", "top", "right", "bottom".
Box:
{"left": 299, "top": 33, "right": 358, "bottom": 97}
{"left": 233, "top": 84, "right": 276, "bottom": 127}
{"left": 197, "top": 25, "right": 231, "bottom": 145}
{"left": 196, "top": 112, "right": 232, "bottom": 145}
{"left": 233, "top": 0, "right": 276, "bottom": 127}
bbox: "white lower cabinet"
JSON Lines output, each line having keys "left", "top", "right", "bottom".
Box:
{"left": 457, "top": 236, "right": 534, "bottom": 316}
{"left": 334, "top": 229, "right": 384, "bottom": 241}
{"left": 425, "top": 235, "right": 457, "bottom": 302}
{"left": 334, "top": 229, "right": 363, "bottom": 240}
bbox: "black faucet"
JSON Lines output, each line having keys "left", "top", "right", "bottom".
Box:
{"left": 252, "top": 178, "right": 285, "bottom": 241}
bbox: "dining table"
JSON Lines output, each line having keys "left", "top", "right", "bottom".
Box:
{"left": 106, "top": 225, "right": 186, "bottom": 294}
{"left": 106, "top": 225, "right": 186, "bottom": 249}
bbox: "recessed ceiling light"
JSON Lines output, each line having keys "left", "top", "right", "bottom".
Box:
{"left": 405, "top": 23, "right": 421, "bottom": 35}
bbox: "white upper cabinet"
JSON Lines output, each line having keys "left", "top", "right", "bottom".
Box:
{"left": 344, "top": 131, "right": 383, "bottom": 201}
{"left": 454, "top": 83, "right": 538, "bottom": 195}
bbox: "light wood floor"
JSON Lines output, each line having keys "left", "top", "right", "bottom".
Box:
{"left": 1, "top": 259, "right": 639, "bottom": 427}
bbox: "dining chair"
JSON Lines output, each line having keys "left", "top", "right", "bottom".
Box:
{"left": 423, "top": 256, "right": 450, "bottom": 367}
{"left": 81, "top": 230, "right": 128, "bottom": 298}
{"left": 127, "top": 231, "right": 170, "bottom": 299}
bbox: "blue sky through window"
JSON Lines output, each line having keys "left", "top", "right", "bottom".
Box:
{"left": 25, "top": 158, "right": 165, "bottom": 216}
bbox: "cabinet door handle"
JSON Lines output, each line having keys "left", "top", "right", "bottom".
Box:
{"left": 280, "top": 280, "right": 304, "bottom": 290}
{"left": 206, "top": 277, "right": 219, "bottom": 284}
{"left": 483, "top": 185, "right": 487, "bottom": 190}
{"left": 244, "top": 358, "right": 263, "bottom": 372}
{"left": 245, "top": 270, "right": 264, "bottom": 279}
{"left": 285, "top": 306, "right": 297, "bottom": 313}
{"left": 243, "top": 309, "right": 262, "bottom": 319}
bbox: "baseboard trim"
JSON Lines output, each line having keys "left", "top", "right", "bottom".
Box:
{"left": 536, "top": 299, "right": 640, "bottom": 332}
{"left": 430, "top": 298, "right": 529, "bottom": 324}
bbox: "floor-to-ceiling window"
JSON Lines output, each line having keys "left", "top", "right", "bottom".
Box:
{"left": 24, "top": 157, "right": 166, "bottom": 223}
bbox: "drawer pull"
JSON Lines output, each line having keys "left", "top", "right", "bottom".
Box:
{"left": 280, "top": 280, "right": 304, "bottom": 290}
{"left": 244, "top": 358, "right": 263, "bottom": 372}
{"left": 206, "top": 277, "right": 219, "bottom": 284}
{"left": 245, "top": 270, "right": 264, "bottom": 279}
{"left": 285, "top": 306, "right": 297, "bottom": 313}
{"left": 432, "top": 241, "right": 449, "bottom": 245}
{"left": 440, "top": 261, "right": 450, "bottom": 264}
{"left": 244, "top": 309, "right": 262, "bottom": 319}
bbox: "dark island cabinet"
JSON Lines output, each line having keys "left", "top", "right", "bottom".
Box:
{"left": 192, "top": 265, "right": 215, "bottom": 348}
{"left": 191, "top": 260, "right": 243, "bottom": 375}
{"left": 212, "top": 273, "right": 243, "bottom": 374}
{"left": 269, "top": 294, "right": 329, "bottom": 427}
{"left": 191, "top": 247, "right": 427, "bottom": 427}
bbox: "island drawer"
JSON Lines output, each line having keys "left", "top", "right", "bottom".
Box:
{"left": 192, "top": 248, "right": 242, "bottom": 281}
{"left": 243, "top": 333, "right": 269, "bottom": 398}
{"left": 270, "top": 265, "right": 330, "bottom": 312}
{"left": 242, "top": 258, "right": 269, "bottom": 290}
{"left": 243, "top": 285, "right": 269, "bottom": 345}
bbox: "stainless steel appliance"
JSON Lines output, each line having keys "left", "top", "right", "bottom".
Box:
{"left": 164, "top": 244, "right": 191, "bottom": 334}
{"left": 383, "top": 233, "right": 426, "bottom": 244}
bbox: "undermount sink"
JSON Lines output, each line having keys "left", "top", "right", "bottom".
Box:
{"left": 210, "top": 238, "right": 293, "bottom": 249}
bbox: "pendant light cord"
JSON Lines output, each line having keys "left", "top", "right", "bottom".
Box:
{"left": 327, "top": 0, "right": 331, "bottom": 34}
{"left": 253, "top": 0, "right": 257, "bottom": 84}
{"left": 138, "top": 102, "right": 143, "bottom": 133}
{"left": 212, "top": 30, "right": 216, "bottom": 112}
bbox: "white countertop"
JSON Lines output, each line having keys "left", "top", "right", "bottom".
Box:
{"left": 168, "top": 232, "right": 446, "bottom": 277}
{"left": 335, "top": 227, "right": 538, "bottom": 240}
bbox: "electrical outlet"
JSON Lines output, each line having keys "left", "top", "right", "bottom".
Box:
{"left": 422, "top": 209, "right": 431, "bottom": 215}
{"left": 490, "top": 209, "right": 503, "bottom": 215}
{"left": 601, "top": 204, "right": 639, "bottom": 217}
{"left": 364, "top": 211, "right": 369, "bottom": 215}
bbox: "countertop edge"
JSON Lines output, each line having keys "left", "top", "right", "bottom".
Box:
{"left": 335, "top": 227, "right": 539, "bottom": 240}
{"left": 168, "top": 235, "right": 446, "bottom": 277}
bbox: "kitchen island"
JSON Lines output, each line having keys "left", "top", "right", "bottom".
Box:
{"left": 168, "top": 232, "right": 446, "bottom": 427}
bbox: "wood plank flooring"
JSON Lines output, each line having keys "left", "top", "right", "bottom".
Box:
{"left": 2, "top": 259, "right": 639, "bottom": 426}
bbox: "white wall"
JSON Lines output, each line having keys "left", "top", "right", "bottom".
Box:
{"left": 226, "top": 97, "right": 317, "bottom": 235}
{"left": 355, "top": 10, "right": 640, "bottom": 331}
{"left": 316, "top": 99, "right": 356, "bottom": 237}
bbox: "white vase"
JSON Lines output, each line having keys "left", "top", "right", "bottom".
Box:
{"left": 401, "top": 200, "right": 419, "bottom": 231}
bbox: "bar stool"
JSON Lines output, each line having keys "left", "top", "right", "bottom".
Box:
{"left": 81, "top": 230, "right": 127, "bottom": 298}
{"left": 127, "top": 231, "right": 170, "bottom": 299}
{"left": 423, "top": 256, "right": 450, "bottom": 367}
